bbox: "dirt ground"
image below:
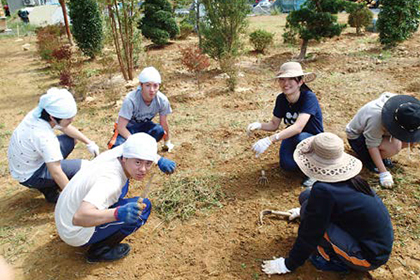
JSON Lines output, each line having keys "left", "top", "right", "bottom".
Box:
{"left": 1, "top": 14, "right": 420, "bottom": 280}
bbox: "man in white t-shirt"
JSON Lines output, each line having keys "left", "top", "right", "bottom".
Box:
{"left": 8, "top": 88, "right": 99, "bottom": 203}
{"left": 107, "top": 66, "right": 176, "bottom": 174}
{"left": 55, "top": 133, "right": 157, "bottom": 263}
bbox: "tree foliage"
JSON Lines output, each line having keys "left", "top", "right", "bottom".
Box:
{"left": 377, "top": 0, "right": 420, "bottom": 47}
{"left": 105, "top": 0, "right": 143, "bottom": 80}
{"left": 249, "top": 29, "right": 274, "bottom": 53}
{"left": 283, "top": 0, "right": 347, "bottom": 59}
{"left": 68, "top": 0, "right": 103, "bottom": 59}
{"left": 140, "top": 0, "right": 179, "bottom": 46}
{"left": 200, "top": 0, "right": 249, "bottom": 91}
{"left": 200, "top": 0, "right": 250, "bottom": 61}
{"left": 347, "top": 3, "right": 373, "bottom": 35}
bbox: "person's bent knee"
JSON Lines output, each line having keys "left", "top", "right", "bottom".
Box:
{"left": 149, "top": 125, "right": 164, "bottom": 142}
{"left": 280, "top": 159, "right": 299, "bottom": 172}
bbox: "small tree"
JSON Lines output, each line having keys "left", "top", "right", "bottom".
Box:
{"left": 347, "top": 3, "right": 373, "bottom": 35}
{"left": 249, "top": 29, "right": 274, "bottom": 53}
{"left": 283, "top": 0, "right": 347, "bottom": 60}
{"left": 377, "top": 0, "right": 420, "bottom": 47}
{"left": 68, "top": 0, "right": 103, "bottom": 59}
{"left": 180, "top": 46, "right": 210, "bottom": 91}
{"left": 104, "top": 0, "right": 143, "bottom": 80}
{"left": 140, "top": 0, "right": 179, "bottom": 46}
{"left": 200, "top": 0, "right": 250, "bottom": 91}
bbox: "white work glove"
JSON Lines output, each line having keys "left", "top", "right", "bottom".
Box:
{"left": 252, "top": 137, "right": 272, "bottom": 157}
{"left": 163, "top": 140, "right": 174, "bottom": 152}
{"left": 262, "top": 257, "right": 291, "bottom": 275}
{"left": 86, "top": 141, "right": 99, "bottom": 157}
{"left": 247, "top": 122, "right": 262, "bottom": 135}
{"left": 379, "top": 171, "right": 393, "bottom": 188}
{"left": 287, "top": 207, "right": 300, "bottom": 221}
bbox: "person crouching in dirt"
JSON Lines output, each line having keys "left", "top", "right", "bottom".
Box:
{"left": 107, "top": 66, "right": 176, "bottom": 174}
{"left": 248, "top": 62, "right": 323, "bottom": 187}
{"left": 7, "top": 88, "right": 99, "bottom": 203}
{"left": 55, "top": 133, "right": 157, "bottom": 262}
{"left": 346, "top": 93, "right": 420, "bottom": 188}
{"left": 261, "top": 132, "right": 393, "bottom": 276}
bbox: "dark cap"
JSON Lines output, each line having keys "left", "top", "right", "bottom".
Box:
{"left": 382, "top": 95, "right": 420, "bottom": 142}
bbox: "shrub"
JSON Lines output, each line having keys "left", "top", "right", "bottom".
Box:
{"left": 35, "top": 24, "right": 66, "bottom": 61}
{"left": 377, "top": 0, "right": 420, "bottom": 47}
{"left": 347, "top": 3, "right": 373, "bottom": 35}
{"left": 249, "top": 29, "right": 274, "bottom": 53}
{"left": 68, "top": 0, "right": 103, "bottom": 59}
{"left": 178, "top": 21, "right": 194, "bottom": 40}
{"left": 200, "top": 0, "right": 250, "bottom": 91}
{"left": 50, "top": 44, "right": 73, "bottom": 87}
{"left": 140, "top": 0, "right": 179, "bottom": 46}
{"left": 180, "top": 45, "right": 210, "bottom": 90}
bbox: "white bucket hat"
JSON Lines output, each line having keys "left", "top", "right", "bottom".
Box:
{"left": 122, "top": 133, "right": 158, "bottom": 163}
{"left": 138, "top": 66, "right": 161, "bottom": 84}
{"left": 293, "top": 132, "right": 362, "bottom": 183}
{"left": 275, "top": 62, "right": 316, "bottom": 83}
{"left": 33, "top": 87, "right": 77, "bottom": 119}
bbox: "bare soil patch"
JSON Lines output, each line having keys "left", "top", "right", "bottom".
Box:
{"left": 0, "top": 14, "right": 419, "bottom": 280}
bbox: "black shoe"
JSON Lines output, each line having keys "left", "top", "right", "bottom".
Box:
{"left": 38, "top": 187, "right": 60, "bottom": 203}
{"left": 383, "top": 158, "right": 394, "bottom": 168}
{"left": 86, "top": 243, "right": 131, "bottom": 263}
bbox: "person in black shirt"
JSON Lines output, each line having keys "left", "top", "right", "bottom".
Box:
{"left": 261, "top": 132, "right": 393, "bottom": 275}
{"left": 247, "top": 62, "right": 323, "bottom": 176}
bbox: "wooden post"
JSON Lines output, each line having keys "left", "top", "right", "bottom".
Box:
{"left": 59, "top": 0, "right": 73, "bottom": 45}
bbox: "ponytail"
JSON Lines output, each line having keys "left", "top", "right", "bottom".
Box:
{"left": 350, "top": 176, "right": 374, "bottom": 196}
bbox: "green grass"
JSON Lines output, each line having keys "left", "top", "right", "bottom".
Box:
{"left": 153, "top": 175, "right": 225, "bottom": 222}
{"left": 1, "top": 18, "right": 37, "bottom": 38}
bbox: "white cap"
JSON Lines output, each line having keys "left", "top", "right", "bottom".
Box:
{"left": 33, "top": 87, "right": 77, "bottom": 119}
{"left": 122, "top": 133, "right": 158, "bottom": 163}
{"left": 138, "top": 67, "right": 161, "bottom": 84}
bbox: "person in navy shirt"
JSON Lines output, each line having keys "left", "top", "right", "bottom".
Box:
{"left": 248, "top": 62, "right": 323, "bottom": 174}
{"left": 261, "top": 133, "right": 393, "bottom": 275}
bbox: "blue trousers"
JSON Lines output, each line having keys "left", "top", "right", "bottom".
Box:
{"left": 279, "top": 132, "right": 313, "bottom": 172}
{"left": 21, "top": 134, "right": 81, "bottom": 190}
{"left": 299, "top": 189, "right": 378, "bottom": 271}
{"left": 84, "top": 181, "right": 152, "bottom": 246}
{"left": 111, "top": 121, "right": 165, "bottom": 148}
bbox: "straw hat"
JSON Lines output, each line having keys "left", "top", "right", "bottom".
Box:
{"left": 293, "top": 132, "right": 362, "bottom": 183}
{"left": 382, "top": 95, "right": 420, "bottom": 143}
{"left": 275, "top": 62, "right": 316, "bottom": 83}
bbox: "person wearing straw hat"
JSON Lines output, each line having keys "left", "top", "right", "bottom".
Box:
{"left": 346, "top": 93, "right": 420, "bottom": 188}
{"left": 55, "top": 133, "right": 156, "bottom": 263}
{"left": 261, "top": 132, "right": 393, "bottom": 275}
{"left": 7, "top": 88, "right": 99, "bottom": 203}
{"left": 248, "top": 62, "right": 323, "bottom": 186}
{"left": 107, "top": 66, "right": 176, "bottom": 174}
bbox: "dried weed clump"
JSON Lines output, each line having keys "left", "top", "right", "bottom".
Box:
{"left": 153, "top": 175, "right": 225, "bottom": 222}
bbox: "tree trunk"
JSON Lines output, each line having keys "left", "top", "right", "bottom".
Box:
{"left": 196, "top": 0, "right": 202, "bottom": 49}
{"left": 59, "top": 0, "right": 73, "bottom": 45}
{"left": 108, "top": 4, "right": 128, "bottom": 81}
{"left": 297, "top": 39, "right": 308, "bottom": 60}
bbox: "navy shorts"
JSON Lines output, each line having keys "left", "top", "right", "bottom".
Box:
{"left": 21, "top": 134, "right": 81, "bottom": 190}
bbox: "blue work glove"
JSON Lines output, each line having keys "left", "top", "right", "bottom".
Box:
{"left": 158, "top": 157, "right": 176, "bottom": 174}
{"left": 114, "top": 202, "right": 140, "bottom": 224}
